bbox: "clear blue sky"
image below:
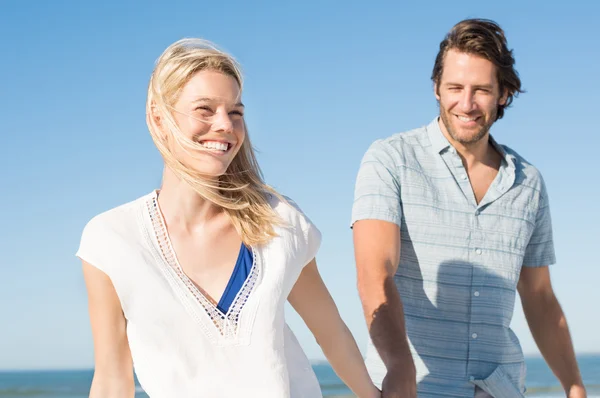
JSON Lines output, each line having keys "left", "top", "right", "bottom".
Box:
{"left": 1, "top": 0, "right": 598, "bottom": 370}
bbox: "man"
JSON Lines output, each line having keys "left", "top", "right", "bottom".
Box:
{"left": 351, "top": 19, "right": 586, "bottom": 398}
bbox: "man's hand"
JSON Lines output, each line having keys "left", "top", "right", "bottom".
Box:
{"left": 381, "top": 364, "right": 416, "bottom": 398}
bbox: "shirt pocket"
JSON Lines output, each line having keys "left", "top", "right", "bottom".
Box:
{"left": 482, "top": 204, "right": 536, "bottom": 261}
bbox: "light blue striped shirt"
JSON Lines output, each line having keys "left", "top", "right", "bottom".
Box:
{"left": 352, "top": 118, "right": 556, "bottom": 397}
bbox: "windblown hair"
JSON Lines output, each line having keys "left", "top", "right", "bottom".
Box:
{"left": 146, "top": 38, "right": 281, "bottom": 246}
{"left": 431, "top": 19, "right": 524, "bottom": 120}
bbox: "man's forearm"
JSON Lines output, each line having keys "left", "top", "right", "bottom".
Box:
{"left": 522, "top": 292, "right": 584, "bottom": 392}
{"left": 361, "top": 275, "right": 414, "bottom": 371}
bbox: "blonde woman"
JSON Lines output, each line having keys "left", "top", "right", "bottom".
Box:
{"left": 77, "top": 39, "right": 379, "bottom": 398}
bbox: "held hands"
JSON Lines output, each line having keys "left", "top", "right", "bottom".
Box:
{"left": 567, "top": 385, "right": 587, "bottom": 398}
{"left": 380, "top": 364, "right": 416, "bottom": 398}
{"left": 361, "top": 384, "right": 382, "bottom": 398}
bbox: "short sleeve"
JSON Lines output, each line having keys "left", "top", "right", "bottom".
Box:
{"left": 351, "top": 140, "right": 402, "bottom": 227}
{"left": 301, "top": 214, "right": 321, "bottom": 267}
{"left": 284, "top": 197, "right": 322, "bottom": 267}
{"left": 523, "top": 177, "right": 556, "bottom": 267}
{"left": 75, "top": 215, "right": 109, "bottom": 274}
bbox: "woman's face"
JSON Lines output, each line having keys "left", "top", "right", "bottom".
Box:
{"left": 166, "top": 70, "right": 246, "bottom": 177}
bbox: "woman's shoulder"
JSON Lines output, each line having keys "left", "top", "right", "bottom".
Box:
{"left": 266, "top": 192, "right": 310, "bottom": 224}
{"left": 265, "top": 192, "right": 322, "bottom": 268}
{"left": 76, "top": 192, "right": 153, "bottom": 274}
{"left": 266, "top": 192, "right": 320, "bottom": 239}
{"left": 82, "top": 192, "right": 150, "bottom": 235}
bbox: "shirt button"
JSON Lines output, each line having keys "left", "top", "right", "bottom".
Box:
{"left": 469, "top": 376, "right": 475, "bottom": 381}
{"left": 474, "top": 291, "right": 480, "bottom": 297}
{"left": 460, "top": 174, "right": 467, "bottom": 180}
{"left": 474, "top": 209, "right": 480, "bottom": 216}
{"left": 475, "top": 248, "right": 482, "bottom": 255}
{"left": 472, "top": 333, "right": 478, "bottom": 339}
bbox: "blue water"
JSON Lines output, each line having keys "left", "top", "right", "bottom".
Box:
{"left": 0, "top": 355, "right": 598, "bottom": 397}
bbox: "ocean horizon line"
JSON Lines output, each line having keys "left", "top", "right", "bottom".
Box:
{"left": 2, "top": 352, "right": 599, "bottom": 373}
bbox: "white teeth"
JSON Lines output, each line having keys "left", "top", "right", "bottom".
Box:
{"left": 457, "top": 115, "right": 477, "bottom": 122}
{"left": 201, "top": 141, "right": 229, "bottom": 151}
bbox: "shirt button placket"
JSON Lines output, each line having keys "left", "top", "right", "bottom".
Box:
{"left": 469, "top": 245, "right": 483, "bottom": 376}
{"left": 467, "top": 208, "right": 483, "bottom": 378}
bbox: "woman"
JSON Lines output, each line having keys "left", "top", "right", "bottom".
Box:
{"left": 77, "top": 38, "right": 380, "bottom": 398}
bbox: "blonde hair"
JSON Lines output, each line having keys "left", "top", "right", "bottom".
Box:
{"left": 146, "top": 38, "right": 281, "bottom": 246}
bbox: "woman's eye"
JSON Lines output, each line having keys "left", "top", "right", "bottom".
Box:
{"left": 229, "top": 110, "right": 244, "bottom": 117}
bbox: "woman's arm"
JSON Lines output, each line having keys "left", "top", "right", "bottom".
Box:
{"left": 288, "top": 259, "right": 380, "bottom": 398}
{"left": 82, "top": 260, "right": 135, "bottom": 398}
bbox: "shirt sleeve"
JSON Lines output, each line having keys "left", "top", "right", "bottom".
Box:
{"left": 351, "top": 140, "right": 402, "bottom": 228}
{"left": 75, "top": 215, "right": 110, "bottom": 274}
{"left": 302, "top": 213, "right": 321, "bottom": 267}
{"left": 522, "top": 176, "right": 556, "bottom": 267}
{"left": 284, "top": 197, "right": 322, "bottom": 267}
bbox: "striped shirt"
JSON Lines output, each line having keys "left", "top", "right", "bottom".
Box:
{"left": 352, "top": 118, "right": 556, "bottom": 397}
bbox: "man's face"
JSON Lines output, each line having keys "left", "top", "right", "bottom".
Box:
{"left": 435, "top": 49, "right": 507, "bottom": 146}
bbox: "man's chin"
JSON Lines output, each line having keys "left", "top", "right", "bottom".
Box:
{"left": 449, "top": 129, "right": 486, "bottom": 145}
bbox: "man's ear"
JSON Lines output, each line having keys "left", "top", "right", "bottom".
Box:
{"left": 434, "top": 82, "right": 441, "bottom": 101}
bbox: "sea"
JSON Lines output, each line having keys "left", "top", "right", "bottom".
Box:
{"left": 0, "top": 355, "right": 598, "bottom": 397}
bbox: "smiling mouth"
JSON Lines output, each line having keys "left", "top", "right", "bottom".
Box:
{"left": 455, "top": 115, "right": 481, "bottom": 123}
{"left": 199, "top": 140, "right": 233, "bottom": 153}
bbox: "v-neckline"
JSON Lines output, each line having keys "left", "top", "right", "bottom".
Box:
{"left": 141, "top": 190, "right": 262, "bottom": 344}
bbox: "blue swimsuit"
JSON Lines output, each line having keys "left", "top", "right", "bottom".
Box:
{"left": 216, "top": 244, "right": 253, "bottom": 313}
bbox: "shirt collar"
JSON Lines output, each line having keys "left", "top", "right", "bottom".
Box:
{"left": 489, "top": 133, "right": 517, "bottom": 174}
{"left": 426, "top": 117, "right": 451, "bottom": 154}
{"left": 426, "top": 116, "right": 516, "bottom": 172}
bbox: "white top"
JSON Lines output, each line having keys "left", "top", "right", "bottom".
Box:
{"left": 76, "top": 191, "right": 323, "bottom": 398}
